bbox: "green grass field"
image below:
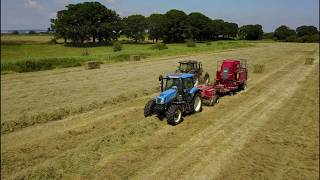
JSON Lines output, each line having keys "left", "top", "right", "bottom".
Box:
{"left": 1, "top": 34, "right": 254, "bottom": 73}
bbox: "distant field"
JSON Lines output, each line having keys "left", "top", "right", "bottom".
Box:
{"left": 1, "top": 34, "right": 54, "bottom": 44}
{"left": 1, "top": 34, "right": 254, "bottom": 72}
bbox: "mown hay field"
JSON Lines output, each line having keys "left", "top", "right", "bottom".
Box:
{"left": 1, "top": 41, "right": 319, "bottom": 179}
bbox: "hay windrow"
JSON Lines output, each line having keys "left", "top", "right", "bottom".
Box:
{"left": 1, "top": 87, "right": 159, "bottom": 134}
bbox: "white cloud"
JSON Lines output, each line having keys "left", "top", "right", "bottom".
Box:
{"left": 106, "top": 0, "right": 119, "bottom": 4}
{"left": 24, "top": 0, "right": 44, "bottom": 11}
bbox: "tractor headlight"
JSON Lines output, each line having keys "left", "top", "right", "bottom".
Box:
{"left": 160, "top": 98, "right": 165, "bottom": 104}
{"left": 156, "top": 97, "right": 165, "bottom": 104}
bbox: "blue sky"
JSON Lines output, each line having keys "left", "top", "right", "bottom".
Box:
{"left": 1, "top": 0, "right": 319, "bottom": 32}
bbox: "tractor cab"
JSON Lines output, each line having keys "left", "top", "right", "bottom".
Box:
{"left": 177, "top": 60, "right": 203, "bottom": 74}
{"left": 176, "top": 60, "right": 210, "bottom": 85}
{"left": 159, "top": 73, "right": 196, "bottom": 99}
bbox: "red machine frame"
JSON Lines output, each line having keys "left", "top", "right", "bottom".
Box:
{"left": 197, "top": 59, "right": 248, "bottom": 105}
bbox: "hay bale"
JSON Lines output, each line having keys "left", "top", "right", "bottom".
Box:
{"left": 85, "top": 61, "right": 101, "bottom": 69}
{"left": 303, "top": 50, "right": 316, "bottom": 55}
{"left": 305, "top": 58, "right": 314, "bottom": 65}
{"left": 130, "top": 55, "right": 140, "bottom": 61}
{"left": 253, "top": 64, "right": 265, "bottom": 73}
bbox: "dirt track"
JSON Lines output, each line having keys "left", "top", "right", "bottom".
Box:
{"left": 1, "top": 43, "right": 319, "bottom": 179}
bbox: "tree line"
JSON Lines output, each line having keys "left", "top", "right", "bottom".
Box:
{"left": 268, "top": 25, "right": 319, "bottom": 42}
{"left": 49, "top": 1, "right": 318, "bottom": 45}
{"left": 49, "top": 2, "right": 264, "bottom": 45}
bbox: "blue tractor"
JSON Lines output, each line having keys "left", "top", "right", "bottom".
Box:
{"left": 144, "top": 73, "right": 203, "bottom": 125}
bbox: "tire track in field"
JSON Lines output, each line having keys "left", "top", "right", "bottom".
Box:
{"left": 135, "top": 52, "right": 312, "bottom": 179}
{"left": 1, "top": 44, "right": 317, "bottom": 179}
{"left": 184, "top": 61, "right": 318, "bottom": 179}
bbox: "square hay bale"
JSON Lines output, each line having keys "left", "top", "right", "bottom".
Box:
{"left": 305, "top": 58, "right": 314, "bottom": 65}
{"left": 303, "top": 50, "right": 316, "bottom": 55}
{"left": 85, "top": 61, "right": 101, "bottom": 69}
{"left": 253, "top": 64, "right": 265, "bottom": 73}
{"left": 130, "top": 55, "right": 141, "bottom": 61}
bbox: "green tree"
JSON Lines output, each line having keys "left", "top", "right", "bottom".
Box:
{"left": 122, "top": 15, "right": 147, "bottom": 42}
{"left": 223, "top": 22, "right": 238, "bottom": 39}
{"left": 274, "top": 25, "right": 296, "bottom": 40}
{"left": 296, "top": 25, "right": 318, "bottom": 37}
{"left": 209, "top": 19, "right": 225, "bottom": 40}
{"left": 28, "top": 30, "right": 37, "bottom": 35}
{"left": 187, "top": 12, "right": 212, "bottom": 41}
{"left": 263, "top": 32, "right": 274, "bottom": 39}
{"left": 163, "top": 9, "right": 190, "bottom": 43}
{"left": 147, "top": 14, "right": 166, "bottom": 42}
{"left": 12, "top": 30, "right": 19, "bottom": 35}
{"left": 50, "top": 2, "right": 121, "bottom": 44}
{"left": 239, "top": 24, "right": 263, "bottom": 40}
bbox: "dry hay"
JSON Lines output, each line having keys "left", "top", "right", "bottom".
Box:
{"left": 253, "top": 64, "right": 265, "bottom": 73}
{"left": 130, "top": 55, "right": 141, "bottom": 61}
{"left": 303, "top": 50, "right": 316, "bottom": 55}
{"left": 82, "top": 48, "right": 90, "bottom": 56}
{"left": 304, "top": 58, "right": 314, "bottom": 65}
{"left": 85, "top": 61, "right": 101, "bottom": 69}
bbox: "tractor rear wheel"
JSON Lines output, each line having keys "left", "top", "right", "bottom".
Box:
{"left": 209, "top": 95, "right": 220, "bottom": 106}
{"left": 167, "top": 105, "right": 183, "bottom": 125}
{"left": 203, "top": 73, "right": 210, "bottom": 85}
{"left": 144, "top": 100, "right": 155, "bottom": 117}
{"left": 192, "top": 94, "right": 203, "bottom": 113}
{"left": 194, "top": 77, "right": 199, "bottom": 86}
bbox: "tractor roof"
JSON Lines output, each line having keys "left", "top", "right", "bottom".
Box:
{"left": 179, "top": 60, "right": 200, "bottom": 64}
{"left": 166, "top": 73, "right": 194, "bottom": 79}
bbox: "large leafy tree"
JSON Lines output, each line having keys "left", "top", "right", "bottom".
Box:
{"left": 223, "top": 22, "right": 238, "bottom": 39}
{"left": 274, "top": 25, "right": 296, "bottom": 40}
{"left": 147, "top": 14, "right": 167, "bottom": 42}
{"left": 163, "top": 9, "right": 190, "bottom": 43}
{"left": 239, "top": 24, "right": 263, "bottom": 40}
{"left": 296, "top": 25, "right": 318, "bottom": 37}
{"left": 210, "top": 19, "right": 225, "bottom": 39}
{"left": 122, "top": 15, "right": 148, "bottom": 42}
{"left": 187, "top": 12, "right": 212, "bottom": 41}
{"left": 50, "top": 2, "right": 121, "bottom": 44}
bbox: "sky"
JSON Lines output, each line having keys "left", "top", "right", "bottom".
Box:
{"left": 1, "top": 0, "right": 319, "bottom": 32}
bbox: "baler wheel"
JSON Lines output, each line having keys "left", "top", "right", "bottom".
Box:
{"left": 209, "top": 95, "right": 220, "bottom": 106}
{"left": 241, "top": 83, "right": 247, "bottom": 90}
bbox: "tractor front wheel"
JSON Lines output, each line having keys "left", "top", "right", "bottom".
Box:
{"left": 193, "top": 94, "right": 203, "bottom": 113}
{"left": 167, "top": 105, "right": 183, "bottom": 125}
{"left": 144, "top": 100, "right": 155, "bottom": 117}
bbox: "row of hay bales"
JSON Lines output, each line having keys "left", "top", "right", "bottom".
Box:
{"left": 251, "top": 58, "right": 314, "bottom": 74}
{"left": 85, "top": 55, "right": 141, "bottom": 69}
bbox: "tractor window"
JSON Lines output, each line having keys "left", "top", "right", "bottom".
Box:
{"left": 222, "top": 67, "right": 229, "bottom": 80}
{"left": 179, "top": 64, "right": 193, "bottom": 71}
{"left": 183, "top": 78, "right": 194, "bottom": 89}
{"left": 165, "top": 78, "right": 180, "bottom": 90}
